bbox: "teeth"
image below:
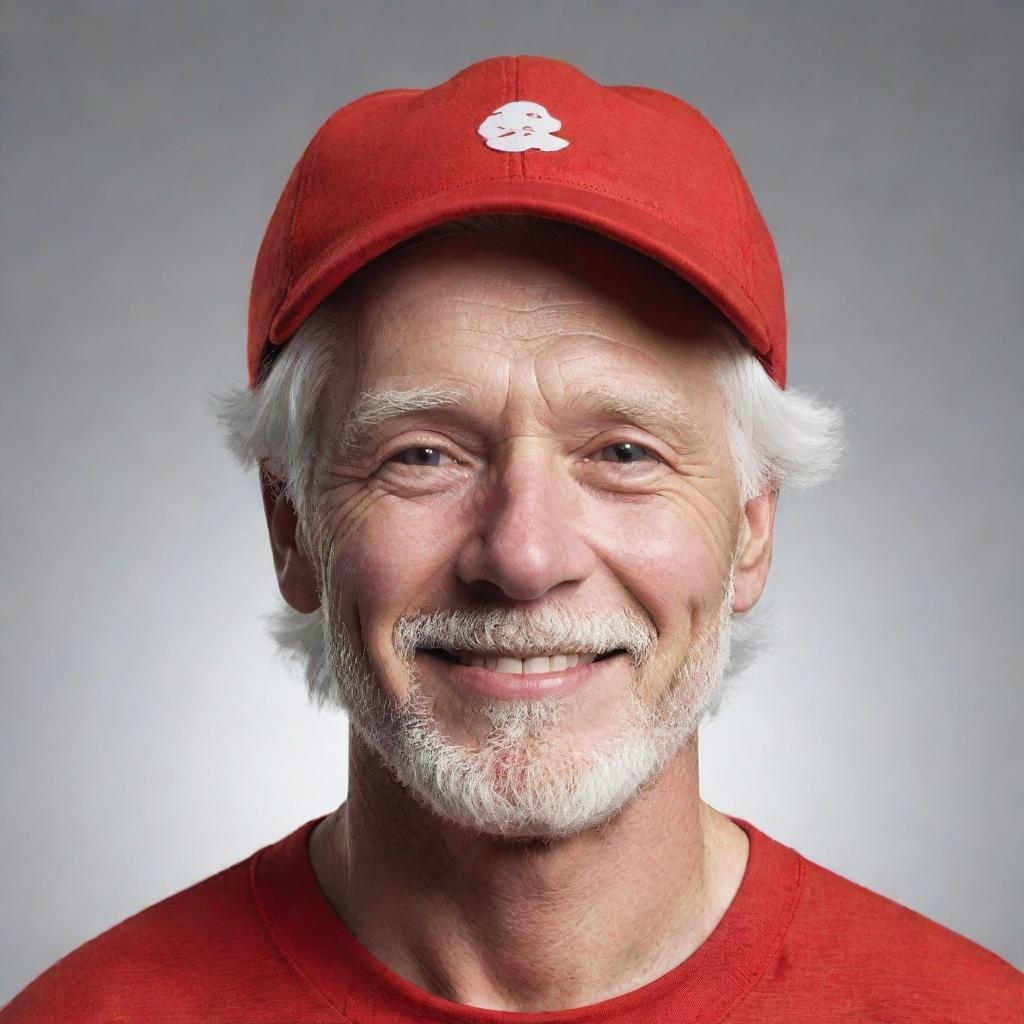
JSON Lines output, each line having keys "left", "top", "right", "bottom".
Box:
{"left": 448, "top": 651, "right": 601, "bottom": 673}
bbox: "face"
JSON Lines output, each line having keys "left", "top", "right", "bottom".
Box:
{"left": 279, "top": 229, "right": 773, "bottom": 839}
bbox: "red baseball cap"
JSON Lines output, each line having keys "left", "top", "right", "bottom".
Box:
{"left": 248, "top": 54, "right": 787, "bottom": 389}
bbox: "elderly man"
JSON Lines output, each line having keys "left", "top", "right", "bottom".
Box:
{"left": 4, "top": 55, "right": 1021, "bottom": 1023}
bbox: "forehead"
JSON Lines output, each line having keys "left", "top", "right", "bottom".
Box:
{"left": 337, "top": 229, "right": 719, "bottom": 382}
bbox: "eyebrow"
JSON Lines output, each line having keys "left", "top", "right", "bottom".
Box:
{"left": 331, "top": 381, "right": 708, "bottom": 463}
{"left": 334, "top": 386, "right": 470, "bottom": 462}
{"left": 567, "top": 383, "right": 710, "bottom": 448}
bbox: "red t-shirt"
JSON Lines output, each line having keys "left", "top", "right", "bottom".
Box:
{"left": 2, "top": 815, "right": 1021, "bottom": 1022}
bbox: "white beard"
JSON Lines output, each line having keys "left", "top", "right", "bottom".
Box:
{"left": 321, "top": 572, "right": 736, "bottom": 841}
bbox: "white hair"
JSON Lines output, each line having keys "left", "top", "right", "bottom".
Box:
{"left": 211, "top": 216, "right": 846, "bottom": 713}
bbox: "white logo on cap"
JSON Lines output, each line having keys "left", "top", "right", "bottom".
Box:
{"left": 477, "top": 101, "right": 569, "bottom": 152}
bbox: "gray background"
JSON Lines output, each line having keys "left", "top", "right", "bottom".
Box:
{"left": 2, "top": 0, "right": 1021, "bottom": 1002}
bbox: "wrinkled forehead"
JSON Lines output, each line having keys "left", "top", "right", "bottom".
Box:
{"left": 317, "top": 228, "right": 726, "bottom": 414}
{"left": 343, "top": 225, "right": 721, "bottom": 341}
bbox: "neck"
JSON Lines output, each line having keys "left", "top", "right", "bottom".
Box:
{"left": 309, "top": 729, "right": 748, "bottom": 1013}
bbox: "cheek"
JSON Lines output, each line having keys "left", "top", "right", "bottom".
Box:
{"left": 324, "top": 496, "right": 465, "bottom": 702}
{"left": 329, "top": 496, "right": 460, "bottom": 626}
{"left": 591, "top": 500, "right": 725, "bottom": 636}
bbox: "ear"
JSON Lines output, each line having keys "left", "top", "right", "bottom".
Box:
{"left": 260, "top": 467, "right": 321, "bottom": 614}
{"left": 731, "top": 489, "right": 779, "bottom": 614}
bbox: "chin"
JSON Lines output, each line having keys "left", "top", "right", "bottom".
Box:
{"left": 354, "top": 688, "right": 702, "bottom": 841}
{"left": 329, "top": 587, "right": 733, "bottom": 841}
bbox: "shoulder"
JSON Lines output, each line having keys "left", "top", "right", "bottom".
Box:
{"left": 0, "top": 847, "right": 324, "bottom": 1023}
{"left": 773, "top": 846, "right": 1024, "bottom": 1022}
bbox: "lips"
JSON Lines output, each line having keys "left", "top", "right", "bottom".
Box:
{"left": 419, "top": 649, "right": 623, "bottom": 675}
{"left": 449, "top": 652, "right": 597, "bottom": 674}
{"left": 416, "top": 647, "right": 625, "bottom": 700}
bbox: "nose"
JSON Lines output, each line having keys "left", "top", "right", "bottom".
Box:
{"left": 455, "top": 446, "right": 596, "bottom": 603}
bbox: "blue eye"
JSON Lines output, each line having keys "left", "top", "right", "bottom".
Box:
{"left": 598, "top": 442, "right": 655, "bottom": 464}
{"left": 394, "top": 447, "right": 443, "bottom": 466}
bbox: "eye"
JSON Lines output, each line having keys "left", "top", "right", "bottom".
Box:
{"left": 391, "top": 446, "right": 446, "bottom": 467}
{"left": 595, "top": 442, "right": 657, "bottom": 465}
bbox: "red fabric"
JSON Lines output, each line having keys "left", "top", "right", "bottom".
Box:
{"left": 247, "top": 55, "right": 788, "bottom": 390}
{"left": 3, "top": 816, "right": 1021, "bottom": 1022}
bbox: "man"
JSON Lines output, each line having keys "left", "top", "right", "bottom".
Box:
{"left": 3, "top": 54, "right": 1020, "bottom": 1022}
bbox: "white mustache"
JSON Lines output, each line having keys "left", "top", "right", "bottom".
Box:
{"left": 393, "top": 606, "right": 658, "bottom": 669}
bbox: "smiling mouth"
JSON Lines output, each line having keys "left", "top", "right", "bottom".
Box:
{"left": 418, "top": 649, "right": 627, "bottom": 675}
